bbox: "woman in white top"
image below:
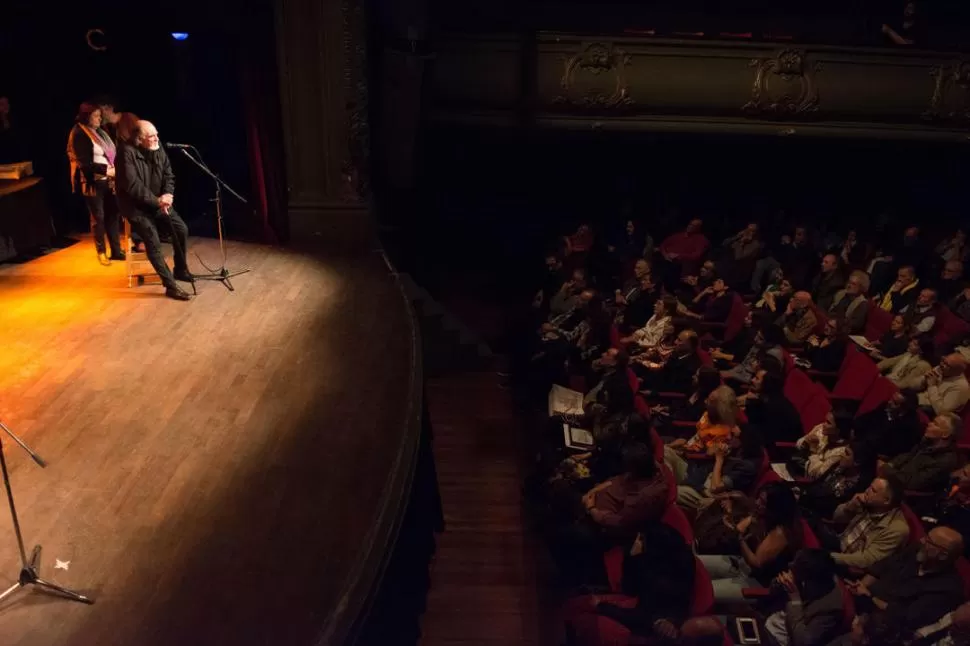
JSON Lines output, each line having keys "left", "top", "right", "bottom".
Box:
{"left": 622, "top": 296, "right": 678, "bottom": 351}
{"left": 878, "top": 337, "right": 935, "bottom": 391}
{"left": 795, "top": 412, "right": 850, "bottom": 480}
{"left": 67, "top": 102, "right": 123, "bottom": 265}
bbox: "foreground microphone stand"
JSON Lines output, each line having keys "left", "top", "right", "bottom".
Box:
{"left": 0, "top": 420, "right": 92, "bottom": 606}
{"left": 177, "top": 147, "right": 250, "bottom": 292}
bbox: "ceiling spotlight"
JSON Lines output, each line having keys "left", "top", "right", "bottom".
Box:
{"left": 171, "top": 32, "right": 189, "bottom": 41}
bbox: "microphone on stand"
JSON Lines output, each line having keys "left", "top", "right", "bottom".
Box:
{"left": 164, "top": 142, "right": 193, "bottom": 149}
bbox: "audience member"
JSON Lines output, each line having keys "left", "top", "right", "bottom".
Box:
{"left": 623, "top": 296, "right": 676, "bottom": 350}
{"left": 936, "top": 259, "right": 966, "bottom": 305}
{"left": 839, "top": 229, "right": 866, "bottom": 268}
{"left": 880, "top": 337, "right": 935, "bottom": 390}
{"left": 918, "top": 353, "right": 970, "bottom": 416}
{"left": 951, "top": 286, "right": 970, "bottom": 324}
{"left": 659, "top": 219, "right": 710, "bottom": 289}
{"left": 753, "top": 226, "right": 816, "bottom": 293}
{"left": 682, "top": 277, "right": 733, "bottom": 323}
{"left": 549, "top": 268, "right": 590, "bottom": 316}
{"left": 638, "top": 329, "right": 701, "bottom": 394}
{"left": 795, "top": 412, "right": 851, "bottom": 480}
{"left": 813, "top": 254, "right": 846, "bottom": 311}
{"left": 882, "top": 1, "right": 927, "bottom": 46}
{"left": 680, "top": 259, "right": 718, "bottom": 301}
{"left": 911, "top": 600, "right": 970, "bottom": 646}
{"left": 804, "top": 318, "right": 849, "bottom": 372}
{"left": 669, "top": 385, "right": 740, "bottom": 455}
{"left": 698, "top": 482, "right": 803, "bottom": 602}
{"left": 906, "top": 287, "right": 941, "bottom": 336}
{"left": 870, "top": 315, "right": 911, "bottom": 360}
{"left": 847, "top": 527, "right": 964, "bottom": 634}
{"left": 674, "top": 422, "right": 763, "bottom": 509}
{"left": 755, "top": 270, "right": 794, "bottom": 318}
{"left": 853, "top": 390, "right": 923, "bottom": 460}
{"left": 833, "top": 610, "right": 905, "bottom": 645}
{"left": 820, "top": 474, "right": 909, "bottom": 571}
{"left": 614, "top": 260, "right": 656, "bottom": 330}
{"left": 743, "top": 368, "right": 803, "bottom": 447}
{"left": 651, "top": 365, "right": 721, "bottom": 423}
{"left": 877, "top": 265, "right": 920, "bottom": 315}
{"left": 721, "top": 222, "right": 762, "bottom": 286}
{"left": 881, "top": 413, "right": 961, "bottom": 493}
{"left": 764, "top": 549, "right": 846, "bottom": 646}
{"left": 798, "top": 446, "right": 873, "bottom": 520}
{"left": 783, "top": 292, "right": 819, "bottom": 344}
{"left": 719, "top": 323, "right": 786, "bottom": 385}
{"left": 828, "top": 271, "right": 871, "bottom": 335}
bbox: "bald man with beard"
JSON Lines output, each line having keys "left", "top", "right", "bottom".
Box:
{"left": 116, "top": 120, "right": 192, "bottom": 301}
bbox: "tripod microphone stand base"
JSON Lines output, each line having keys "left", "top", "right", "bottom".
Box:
{"left": 192, "top": 265, "right": 252, "bottom": 292}
{"left": 0, "top": 545, "right": 92, "bottom": 605}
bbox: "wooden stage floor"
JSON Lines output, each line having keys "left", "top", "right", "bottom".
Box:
{"left": 0, "top": 236, "right": 413, "bottom": 645}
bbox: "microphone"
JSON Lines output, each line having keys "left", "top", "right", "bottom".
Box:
{"left": 164, "top": 142, "right": 192, "bottom": 149}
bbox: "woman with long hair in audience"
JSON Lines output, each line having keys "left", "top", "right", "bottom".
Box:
{"left": 878, "top": 336, "right": 935, "bottom": 390}
{"left": 742, "top": 367, "right": 803, "bottom": 447}
{"left": 651, "top": 365, "right": 721, "bottom": 423}
{"left": 621, "top": 295, "right": 677, "bottom": 352}
{"left": 792, "top": 412, "right": 850, "bottom": 479}
{"left": 698, "top": 482, "right": 804, "bottom": 603}
{"left": 717, "top": 323, "right": 786, "bottom": 386}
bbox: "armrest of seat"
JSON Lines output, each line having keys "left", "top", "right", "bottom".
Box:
{"left": 653, "top": 391, "right": 687, "bottom": 400}
{"left": 684, "top": 452, "right": 713, "bottom": 461}
{"left": 670, "top": 420, "right": 696, "bottom": 430}
{"left": 774, "top": 441, "right": 799, "bottom": 449}
{"left": 904, "top": 490, "right": 936, "bottom": 499}
{"left": 741, "top": 587, "right": 772, "bottom": 599}
{"left": 806, "top": 369, "right": 839, "bottom": 380}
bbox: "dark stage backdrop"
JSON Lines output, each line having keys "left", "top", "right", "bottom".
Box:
{"left": 2, "top": 0, "right": 284, "bottom": 242}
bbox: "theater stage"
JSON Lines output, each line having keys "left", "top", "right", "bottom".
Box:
{"left": 0, "top": 236, "right": 418, "bottom": 645}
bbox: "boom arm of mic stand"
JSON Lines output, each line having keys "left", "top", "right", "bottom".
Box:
{"left": 0, "top": 421, "right": 47, "bottom": 468}
{"left": 177, "top": 149, "right": 249, "bottom": 205}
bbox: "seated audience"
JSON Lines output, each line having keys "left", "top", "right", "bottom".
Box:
{"left": 839, "top": 229, "right": 866, "bottom": 268}
{"left": 680, "top": 259, "right": 718, "bottom": 302}
{"left": 906, "top": 287, "right": 940, "bottom": 337}
{"left": 795, "top": 412, "right": 851, "bottom": 480}
{"left": 804, "top": 318, "right": 849, "bottom": 372}
{"left": 782, "top": 292, "right": 819, "bottom": 344}
{"left": 658, "top": 219, "right": 710, "bottom": 290}
{"left": 650, "top": 365, "right": 721, "bottom": 423}
{"left": 798, "top": 446, "right": 873, "bottom": 520}
{"left": 673, "top": 422, "right": 764, "bottom": 510}
{"left": 879, "top": 337, "right": 935, "bottom": 390}
{"left": 752, "top": 226, "right": 815, "bottom": 292}
{"left": 682, "top": 277, "right": 733, "bottom": 323}
{"left": 755, "top": 270, "right": 794, "bottom": 318}
{"left": 936, "top": 465, "right": 970, "bottom": 560}
{"left": 828, "top": 270, "right": 871, "bottom": 335}
{"left": 607, "top": 219, "right": 652, "bottom": 268}
{"left": 911, "top": 600, "right": 970, "bottom": 646}
{"left": 835, "top": 610, "right": 905, "bottom": 646}
{"left": 880, "top": 412, "right": 961, "bottom": 493}
{"left": 669, "top": 385, "right": 740, "bottom": 454}
{"left": 564, "top": 523, "right": 695, "bottom": 644}
{"left": 637, "top": 329, "right": 701, "bottom": 394}
{"left": 719, "top": 323, "right": 786, "bottom": 385}
{"left": 950, "top": 286, "right": 970, "bottom": 324}
{"left": 622, "top": 296, "right": 676, "bottom": 351}
{"left": 882, "top": 1, "right": 926, "bottom": 46}
{"left": 534, "top": 252, "right": 567, "bottom": 316}
{"left": 630, "top": 321, "right": 677, "bottom": 369}
{"left": 721, "top": 222, "right": 762, "bottom": 286}
{"left": 818, "top": 474, "right": 909, "bottom": 571}
{"left": 613, "top": 258, "right": 651, "bottom": 310}
{"left": 935, "top": 259, "right": 965, "bottom": 305}
{"left": 870, "top": 314, "right": 911, "bottom": 361}
{"left": 697, "top": 482, "right": 803, "bottom": 602}
{"left": 617, "top": 270, "right": 658, "bottom": 332}
{"left": 853, "top": 390, "right": 923, "bottom": 460}
{"left": 743, "top": 368, "right": 803, "bottom": 446}
{"left": 812, "top": 253, "right": 846, "bottom": 311}
{"left": 847, "top": 527, "right": 965, "bottom": 635}
{"left": 877, "top": 265, "right": 920, "bottom": 315}
{"left": 918, "top": 353, "right": 970, "bottom": 416}
{"left": 765, "top": 549, "right": 846, "bottom": 646}
{"left": 549, "top": 268, "right": 590, "bottom": 317}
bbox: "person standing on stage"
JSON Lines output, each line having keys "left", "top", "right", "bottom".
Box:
{"left": 67, "top": 102, "right": 125, "bottom": 266}
{"left": 116, "top": 120, "right": 193, "bottom": 301}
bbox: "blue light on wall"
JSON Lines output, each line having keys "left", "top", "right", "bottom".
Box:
{"left": 171, "top": 32, "right": 189, "bottom": 41}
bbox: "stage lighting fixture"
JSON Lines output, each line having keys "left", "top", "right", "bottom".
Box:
{"left": 171, "top": 32, "right": 189, "bottom": 41}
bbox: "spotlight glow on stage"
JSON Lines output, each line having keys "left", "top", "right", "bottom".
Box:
{"left": 171, "top": 32, "right": 189, "bottom": 41}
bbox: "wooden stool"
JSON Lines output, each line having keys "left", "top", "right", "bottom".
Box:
{"left": 124, "top": 219, "right": 168, "bottom": 287}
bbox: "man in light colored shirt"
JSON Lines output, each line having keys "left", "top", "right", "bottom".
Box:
{"left": 828, "top": 475, "right": 909, "bottom": 571}
{"left": 918, "top": 353, "right": 970, "bottom": 416}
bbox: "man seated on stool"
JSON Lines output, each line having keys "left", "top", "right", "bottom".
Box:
{"left": 116, "top": 120, "right": 193, "bottom": 301}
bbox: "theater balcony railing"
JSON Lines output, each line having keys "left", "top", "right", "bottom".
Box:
{"left": 429, "top": 32, "right": 970, "bottom": 141}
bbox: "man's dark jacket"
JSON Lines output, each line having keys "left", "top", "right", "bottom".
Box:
{"left": 116, "top": 143, "right": 174, "bottom": 220}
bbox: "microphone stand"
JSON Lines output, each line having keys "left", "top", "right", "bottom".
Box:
{"left": 0, "top": 420, "right": 93, "bottom": 606}
{"left": 176, "top": 147, "right": 250, "bottom": 292}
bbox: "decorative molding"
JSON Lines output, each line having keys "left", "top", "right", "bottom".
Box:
{"left": 742, "top": 49, "right": 822, "bottom": 117}
{"left": 552, "top": 42, "right": 635, "bottom": 110}
{"left": 923, "top": 60, "right": 970, "bottom": 126}
{"left": 340, "top": 0, "right": 370, "bottom": 201}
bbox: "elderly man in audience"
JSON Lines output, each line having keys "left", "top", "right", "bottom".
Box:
{"left": 877, "top": 265, "right": 920, "bottom": 314}
{"left": 879, "top": 412, "right": 962, "bottom": 493}
{"left": 804, "top": 317, "right": 849, "bottom": 373}
{"left": 613, "top": 260, "right": 656, "bottom": 330}
{"left": 549, "top": 268, "right": 590, "bottom": 316}
{"left": 828, "top": 270, "right": 871, "bottom": 335}
{"left": 764, "top": 549, "right": 846, "bottom": 646}
{"left": 918, "top": 353, "right": 970, "bottom": 416}
{"left": 812, "top": 253, "right": 846, "bottom": 311}
{"left": 817, "top": 474, "right": 910, "bottom": 571}
{"left": 879, "top": 337, "right": 935, "bottom": 391}
{"left": 721, "top": 221, "right": 762, "bottom": 285}
{"left": 846, "top": 526, "right": 965, "bottom": 637}
{"left": 906, "top": 287, "right": 941, "bottom": 336}
{"left": 680, "top": 259, "right": 717, "bottom": 301}
{"left": 911, "top": 600, "right": 970, "bottom": 646}
{"left": 658, "top": 218, "right": 710, "bottom": 290}
{"left": 782, "top": 292, "right": 819, "bottom": 344}
{"left": 755, "top": 270, "right": 794, "bottom": 318}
